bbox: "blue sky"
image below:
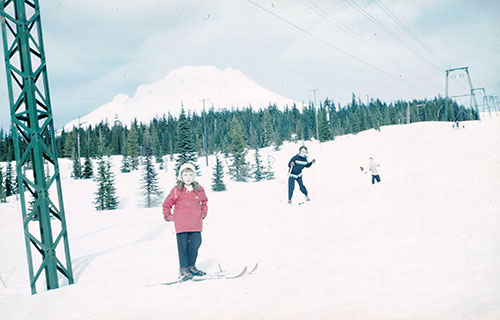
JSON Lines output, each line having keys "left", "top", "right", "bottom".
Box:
{"left": 0, "top": 0, "right": 499, "bottom": 130}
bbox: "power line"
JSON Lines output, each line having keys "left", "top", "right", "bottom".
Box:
{"left": 247, "top": 0, "right": 435, "bottom": 94}
{"left": 302, "top": 0, "right": 400, "bottom": 66}
{"left": 343, "top": 0, "right": 444, "bottom": 72}
{"left": 301, "top": 0, "right": 438, "bottom": 85}
{"left": 372, "top": 0, "right": 449, "bottom": 69}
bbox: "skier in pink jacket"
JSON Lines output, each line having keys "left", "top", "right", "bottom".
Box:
{"left": 162, "top": 162, "right": 208, "bottom": 280}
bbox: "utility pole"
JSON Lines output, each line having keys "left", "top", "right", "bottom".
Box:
{"left": 76, "top": 119, "right": 87, "bottom": 160}
{"left": 0, "top": 0, "right": 74, "bottom": 294}
{"left": 200, "top": 98, "right": 209, "bottom": 166}
{"left": 406, "top": 103, "right": 411, "bottom": 124}
{"left": 311, "top": 89, "right": 319, "bottom": 141}
{"left": 77, "top": 118, "right": 81, "bottom": 159}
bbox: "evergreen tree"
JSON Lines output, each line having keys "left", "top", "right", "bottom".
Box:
{"left": 211, "top": 154, "right": 226, "bottom": 192}
{"left": 227, "top": 116, "right": 250, "bottom": 181}
{"left": 262, "top": 110, "right": 274, "bottom": 147}
{"left": 104, "top": 157, "right": 119, "bottom": 210}
{"left": 151, "top": 126, "right": 163, "bottom": 163}
{"left": 0, "top": 165, "right": 6, "bottom": 202}
{"left": 175, "top": 108, "right": 198, "bottom": 174}
{"left": 272, "top": 128, "right": 283, "bottom": 151}
{"left": 71, "top": 150, "right": 82, "bottom": 179}
{"left": 318, "top": 109, "right": 334, "bottom": 142}
{"left": 63, "top": 133, "right": 75, "bottom": 158}
{"left": 127, "top": 125, "right": 140, "bottom": 170}
{"left": 97, "top": 129, "right": 110, "bottom": 157}
{"left": 94, "top": 156, "right": 119, "bottom": 210}
{"left": 252, "top": 148, "right": 265, "bottom": 181}
{"left": 295, "top": 119, "right": 304, "bottom": 141}
{"left": 5, "top": 161, "right": 14, "bottom": 196}
{"left": 120, "top": 155, "right": 131, "bottom": 173}
{"left": 82, "top": 156, "right": 93, "bottom": 179}
{"left": 141, "top": 135, "right": 162, "bottom": 207}
{"left": 248, "top": 125, "right": 259, "bottom": 149}
{"left": 156, "top": 155, "right": 165, "bottom": 170}
{"left": 94, "top": 158, "right": 107, "bottom": 211}
{"left": 120, "top": 141, "right": 131, "bottom": 173}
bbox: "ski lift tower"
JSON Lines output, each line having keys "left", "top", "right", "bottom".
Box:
{"left": 471, "top": 87, "right": 487, "bottom": 114}
{"left": 488, "top": 95, "right": 500, "bottom": 114}
{"left": 0, "top": 0, "right": 74, "bottom": 294}
{"left": 445, "top": 67, "right": 479, "bottom": 120}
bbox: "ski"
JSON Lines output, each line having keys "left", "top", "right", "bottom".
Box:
{"left": 149, "top": 264, "right": 255, "bottom": 287}
{"left": 193, "top": 266, "right": 247, "bottom": 282}
{"left": 248, "top": 263, "right": 259, "bottom": 274}
{"left": 148, "top": 279, "right": 184, "bottom": 287}
{"left": 293, "top": 201, "right": 309, "bottom": 206}
{"left": 148, "top": 270, "right": 226, "bottom": 287}
{"left": 284, "top": 199, "right": 310, "bottom": 206}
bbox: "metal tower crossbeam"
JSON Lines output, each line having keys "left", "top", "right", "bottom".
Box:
{"left": 0, "top": 0, "right": 73, "bottom": 294}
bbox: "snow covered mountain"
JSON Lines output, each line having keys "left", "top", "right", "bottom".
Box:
{"left": 63, "top": 66, "right": 299, "bottom": 131}
{"left": 1, "top": 114, "right": 499, "bottom": 319}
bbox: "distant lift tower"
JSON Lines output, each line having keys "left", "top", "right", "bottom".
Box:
{"left": 483, "top": 95, "right": 498, "bottom": 116}
{"left": 488, "top": 96, "right": 500, "bottom": 113}
{"left": 445, "top": 67, "right": 479, "bottom": 120}
{"left": 471, "top": 87, "right": 487, "bottom": 115}
{"left": 0, "top": 0, "right": 73, "bottom": 294}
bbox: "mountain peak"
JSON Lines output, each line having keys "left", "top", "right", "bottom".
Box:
{"left": 64, "top": 65, "right": 298, "bottom": 130}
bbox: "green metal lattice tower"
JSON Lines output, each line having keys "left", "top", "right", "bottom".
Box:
{"left": 0, "top": 0, "right": 73, "bottom": 294}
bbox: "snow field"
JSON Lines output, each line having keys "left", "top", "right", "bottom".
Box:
{"left": 1, "top": 114, "right": 499, "bottom": 319}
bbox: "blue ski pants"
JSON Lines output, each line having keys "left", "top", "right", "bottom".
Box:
{"left": 176, "top": 231, "right": 202, "bottom": 268}
{"left": 288, "top": 176, "right": 308, "bottom": 201}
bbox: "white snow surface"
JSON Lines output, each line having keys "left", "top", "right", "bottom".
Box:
{"left": 1, "top": 115, "right": 500, "bottom": 320}
{"left": 63, "top": 66, "right": 299, "bottom": 131}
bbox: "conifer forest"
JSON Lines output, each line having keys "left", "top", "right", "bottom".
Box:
{"left": 0, "top": 96, "right": 477, "bottom": 162}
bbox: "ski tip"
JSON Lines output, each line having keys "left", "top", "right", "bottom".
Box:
{"left": 148, "top": 279, "right": 182, "bottom": 287}
{"left": 249, "top": 263, "right": 259, "bottom": 274}
{"left": 226, "top": 266, "right": 248, "bottom": 279}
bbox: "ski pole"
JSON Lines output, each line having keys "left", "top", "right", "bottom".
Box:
{"left": 287, "top": 165, "right": 292, "bottom": 200}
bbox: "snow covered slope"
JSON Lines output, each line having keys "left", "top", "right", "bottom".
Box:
{"left": 1, "top": 114, "right": 499, "bottom": 320}
{"left": 63, "top": 66, "right": 299, "bottom": 131}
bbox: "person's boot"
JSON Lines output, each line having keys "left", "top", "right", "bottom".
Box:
{"left": 305, "top": 195, "right": 311, "bottom": 201}
{"left": 188, "top": 266, "right": 206, "bottom": 276}
{"left": 288, "top": 200, "right": 292, "bottom": 205}
{"left": 180, "top": 267, "right": 193, "bottom": 281}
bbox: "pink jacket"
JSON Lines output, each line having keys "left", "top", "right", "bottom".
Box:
{"left": 162, "top": 185, "right": 208, "bottom": 234}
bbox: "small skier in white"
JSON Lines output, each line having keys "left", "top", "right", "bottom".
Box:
{"left": 360, "top": 157, "right": 381, "bottom": 185}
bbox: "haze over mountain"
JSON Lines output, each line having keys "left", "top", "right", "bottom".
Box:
{"left": 63, "top": 66, "right": 299, "bottom": 131}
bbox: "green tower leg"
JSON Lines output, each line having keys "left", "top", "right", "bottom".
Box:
{"left": 0, "top": 0, "right": 74, "bottom": 294}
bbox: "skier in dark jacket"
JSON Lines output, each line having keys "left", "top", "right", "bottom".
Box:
{"left": 287, "top": 146, "right": 315, "bottom": 204}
